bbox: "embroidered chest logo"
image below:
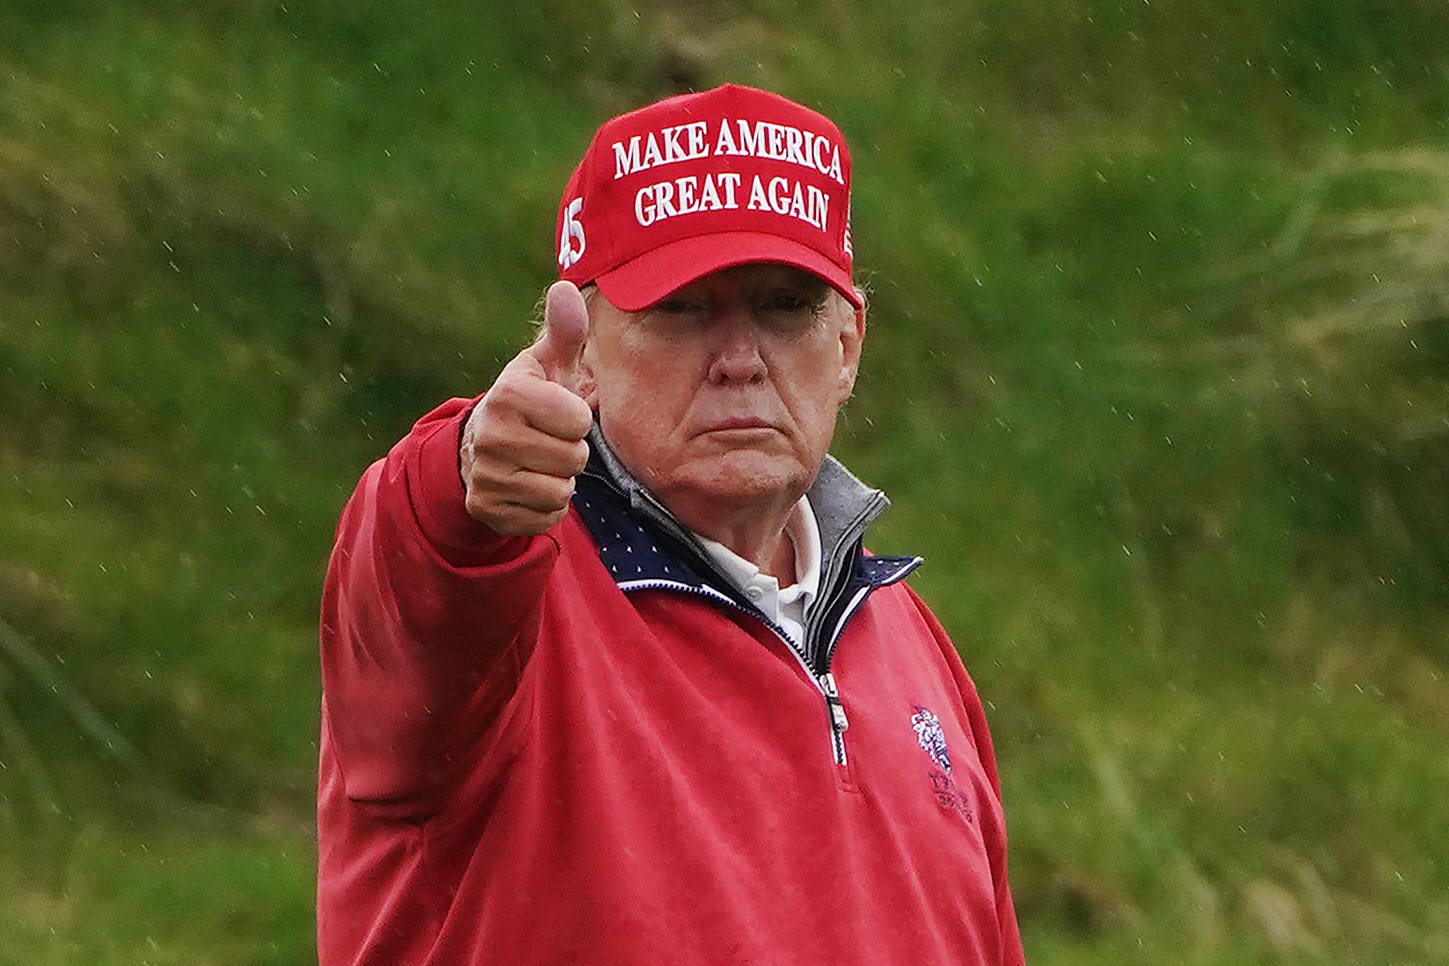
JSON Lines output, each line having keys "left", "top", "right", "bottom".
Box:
{"left": 911, "top": 707, "right": 952, "bottom": 773}
{"left": 911, "top": 706, "right": 973, "bottom": 823}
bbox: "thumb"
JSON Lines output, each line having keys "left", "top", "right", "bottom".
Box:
{"left": 529, "top": 280, "right": 589, "bottom": 387}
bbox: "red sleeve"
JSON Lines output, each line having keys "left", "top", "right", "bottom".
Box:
{"left": 319, "top": 397, "right": 559, "bottom": 817}
{"left": 908, "top": 589, "right": 1025, "bottom": 965}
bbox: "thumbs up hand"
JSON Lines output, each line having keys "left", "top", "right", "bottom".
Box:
{"left": 460, "top": 281, "right": 595, "bottom": 535}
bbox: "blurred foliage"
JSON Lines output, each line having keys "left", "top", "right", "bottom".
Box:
{"left": 1, "top": 1, "right": 1447, "bottom": 962}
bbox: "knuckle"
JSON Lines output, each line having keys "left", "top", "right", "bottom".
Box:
{"left": 485, "top": 376, "right": 532, "bottom": 414}
{"left": 567, "top": 440, "right": 590, "bottom": 474}
{"left": 552, "top": 477, "right": 576, "bottom": 508}
{"left": 534, "top": 380, "right": 573, "bottom": 410}
{"left": 464, "top": 494, "right": 495, "bottom": 525}
{"left": 463, "top": 455, "right": 502, "bottom": 491}
{"left": 568, "top": 394, "right": 595, "bottom": 428}
{"left": 483, "top": 379, "right": 514, "bottom": 406}
{"left": 469, "top": 425, "right": 538, "bottom": 474}
{"left": 472, "top": 498, "right": 501, "bottom": 530}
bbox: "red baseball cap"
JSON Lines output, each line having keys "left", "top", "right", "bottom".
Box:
{"left": 555, "top": 84, "right": 860, "bottom": 311}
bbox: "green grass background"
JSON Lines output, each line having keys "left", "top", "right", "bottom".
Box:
{"left": 2, "top": 1, "right": 1447, "bottom": 962}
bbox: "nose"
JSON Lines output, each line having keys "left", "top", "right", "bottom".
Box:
{"left": 706, "top": 303, "right": 767, "bottom": 384}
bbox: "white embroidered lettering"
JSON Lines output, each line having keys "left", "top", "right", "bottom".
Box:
{"left": 634, "top": 173, "right": 744, "bottom": 227}
{"left": 747, "top": 174, "right": 770, "bottom": 212}
{"left": 613, "top": 137, "right": 642, "bottom": 178}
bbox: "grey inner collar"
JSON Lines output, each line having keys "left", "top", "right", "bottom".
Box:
{"left": 583, "top": 424, "right": 890, "bottom": 594}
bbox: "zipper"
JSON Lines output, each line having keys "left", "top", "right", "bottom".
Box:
{"left": 584, "top": 466, "right": 901, "bottom": 771}
{"left": 819, "top": 671, "right": 849, "bottom": 764}
{"left": 618, "top": 577, "right": 853, "bottom": 766}
{"left": 613, "top": 554, "right": 918, "bottom": 769}
{"left": 796, "top": 557, "right": 862, "bottom": 767}
{"left": 811, "top": 584, "right": 874, "bottom": 766}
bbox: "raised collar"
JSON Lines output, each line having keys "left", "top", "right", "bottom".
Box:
{"left": 575, "top": 427, "right": 920, "bottom": 598}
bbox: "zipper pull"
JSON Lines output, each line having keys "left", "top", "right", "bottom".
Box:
{"left": 820, "top": 672, "right": 849, "bottom": 732}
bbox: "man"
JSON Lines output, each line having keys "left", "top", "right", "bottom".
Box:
{"left": 318, "top": 84, "right": 1023, "bottom": 964}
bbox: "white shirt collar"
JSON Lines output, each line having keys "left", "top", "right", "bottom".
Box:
{"left": 694, "top": 495, "right": 822, "bottom": 614}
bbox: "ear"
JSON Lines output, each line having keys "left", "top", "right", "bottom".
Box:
{"left": 577, "top": 320, "right": 600, "bottom": 409}
{"left": 836, "top": 299, "right": 866, "bottom": 405}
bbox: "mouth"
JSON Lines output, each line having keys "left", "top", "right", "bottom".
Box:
{"left": 699, "top": 416, "right": 777, "bottom": 435}
{"left": 692, "top": 414, "right": 776, "bottom": 437}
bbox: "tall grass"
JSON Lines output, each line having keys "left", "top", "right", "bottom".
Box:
{"left": 2, "top": 1, "right": 1447, "bottom": 961}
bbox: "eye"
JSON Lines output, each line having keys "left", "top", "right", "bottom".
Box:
{"left": 639, "top": 295, "right": 710, "bottom": 332}
{"left": 763, "top": 293, "right": 809, "bottom": 312}
{"left": 754, "top": 286, "right": 827, "bottom": 333}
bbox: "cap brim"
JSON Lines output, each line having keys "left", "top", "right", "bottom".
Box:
{"left": 593, "top": 231, "right": 861, "bottom": 312}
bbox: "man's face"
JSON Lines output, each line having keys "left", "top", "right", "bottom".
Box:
{"left": 580, "top": 264, "right": 865, "bottom": 529}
